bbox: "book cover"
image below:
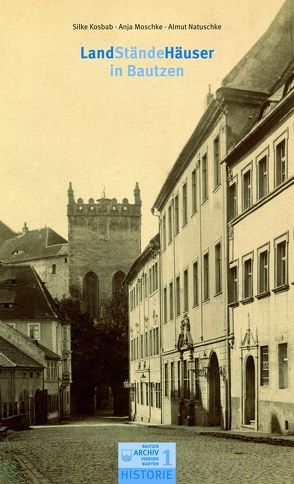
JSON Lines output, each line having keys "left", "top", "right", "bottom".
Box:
{"left": 0, "top": 1, "right": 293, "bottom": 483}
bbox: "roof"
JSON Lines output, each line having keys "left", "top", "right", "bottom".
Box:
{"left": 225, "top": 77, "right": 294, "bottom": 165}
{"left": 152, "top": 87, "right": 268, "bottom": 211}
{"left": 0, "top": 221, "right": 17, "bottom": 245}
{"left": 0, "top": 227, "right": 68, "bottom": 263}
{"left": 222, "top": 0, "right": 294, "bottom": 93}
{"left": 0, "top": 264, "right": 60, "bottom": 320}
{"left": 0, "top": 336, "right": 43, "bottom": 369}
{"left": 35, "top": 341, "right": 61, "bottom": 360}
{"left": 152, "top": 3, "right": 294, "bottom": 212}
{"left": 124, "top": 234, "right": 160, "bottom": 285}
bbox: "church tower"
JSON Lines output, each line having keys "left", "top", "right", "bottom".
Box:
{"left": 67, "top": 183, "right": 141, "bottom": 320}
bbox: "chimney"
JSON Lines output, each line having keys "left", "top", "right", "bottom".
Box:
{"left": 205, "top": 84, "right": 213, "bottom": 108}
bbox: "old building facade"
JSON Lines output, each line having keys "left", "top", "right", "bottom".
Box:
{"left": 226, "top": 73, "right": 294, "bottom": 433}
{"left": 67, "top": 183, "right": 141, "bottom": 320}
{"left": 0, "top": 321, "right": 45, "bottom": 428}
{"left": 125, "top": 1, "right": 293, "bottom": 431}
{"left": 125, "top": 234, "right": 161, "bottom": 424}
{"left": 0, "top": 264, "right": 71, "bottom": 420}
{"left": 0, "top": 224, "right": 69, "bottom": 300}
{"left": 152, "top": 86, "right": 269, "bottom": 429}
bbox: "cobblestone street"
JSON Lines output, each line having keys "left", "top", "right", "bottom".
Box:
{"left": 1, "top": 417, "right": 294, "bottom": 484}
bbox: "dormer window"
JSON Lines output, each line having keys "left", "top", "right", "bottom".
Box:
{"left": 259, "top": 101, "right": 276, "bottom": 119}
{"left": 11, "top": 249, "right": 24, "bottom": 256}
{"left": 283, "top": 74, "right": 294, "bottom": 97}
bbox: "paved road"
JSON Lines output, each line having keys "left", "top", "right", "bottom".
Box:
{"left": 0, "top": 417, "right": 294, "bottom": 483}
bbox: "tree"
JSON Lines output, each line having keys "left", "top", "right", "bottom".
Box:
{"left": 58, "top": 294, "right": 129, "bottom": 415}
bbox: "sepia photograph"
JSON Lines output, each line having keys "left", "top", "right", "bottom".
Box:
{"left": 0, "top": 0, "right": 293, "bottom": 482}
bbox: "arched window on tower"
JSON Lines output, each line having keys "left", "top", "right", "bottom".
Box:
{"left": 52, "top": 264, "right": 56, "bottom": 274}
{"left": 83, "top": 272, "right": 99, "bottom": 319}
{"left": 112, "top": 271, "right": 126, "bottom": 301}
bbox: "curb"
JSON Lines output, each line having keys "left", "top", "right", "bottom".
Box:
{"left": 126, "top": 421, "right": 294, "bottom": 446}
{"left": 199, "top": 431, "right": 294, "bottom": 447}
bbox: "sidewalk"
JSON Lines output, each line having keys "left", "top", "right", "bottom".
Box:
{"left": 127, "top": 421, "right": 294, "bottom": 447}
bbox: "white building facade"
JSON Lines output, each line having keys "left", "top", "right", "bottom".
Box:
{"left": 226, "top": 74, "right": 294, "bottom": 433}
{"left": 152, "top": 87, "right": 267, "bottom": 429}
{"left": 126, "top": 234, "right": 161, "bottom": 424}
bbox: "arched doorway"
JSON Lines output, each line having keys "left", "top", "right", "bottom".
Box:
{"left": 209, "top": 352, "right": 221, "bottom": 426}
{"left": 83, "top": 272, "right": 99, "bottom": 318}
{"left": 245, "top": 355, "right": 255, "bottom": 424}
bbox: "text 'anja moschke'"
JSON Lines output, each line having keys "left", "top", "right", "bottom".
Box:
{"left": 80, "top": 46, "right": 215, "bottom": 60}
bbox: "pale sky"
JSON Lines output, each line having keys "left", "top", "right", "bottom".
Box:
{"left": 0, "top": 0, "right": 285, "bottom": 249}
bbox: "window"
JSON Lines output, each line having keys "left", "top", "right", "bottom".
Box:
{"left": 140, "top": 382, "right": 144, "bottom": 405}
{"left": 170, "top": 362, "right": 175, "bottom": 396}
{"left": 155, "top": 383, "right": 161, "bottom": 408}
{"left": 258, "top": 248, "right": 269, "bottom": 294}
{"left": 83, "top": 272, "right": 99, "bottom": 318}
{"left": 242, "top": 167, "right": 252, "bottom": 210}
{"left": 203, "top": 252, "right": 209, "bottom": 301}
{"left": 228, "top": 181, "right": 237, "bottom": 220}
{"left": 162, "top": 214, "right": 166, "bottom": 250}
{"left": 183, "top": 269, "right": 188, "bottom": 312}
{"left": 137, "top": 383, "right": 140, "bottom": 403}
{"left": 112, "top": 271, "right": 126, "bottom": 300}
{"left": 145, "top": 332, "right": 148, "bottom": 357}
{"left": 163, "top": 287, "right": 167, "bottom": 323}
{"left": 47, "top": 361, "right": 57, "bottom": 380}
{"left": 275, "top": 138, "right": 287, "bottom": 187}
{"left": 182, "top": 182, "right": 187, "bottom": 226}
{"left": 144, "top": 273, "right": 147, "bottom": 298}
{"left": 150, "top": 383, "right": 154, "bottom": 407}
{"left": 154, "top": 263, "right": 158, "bottom": 291}
{"left": 169, "top": 281, "right": 174, "bottom": 319}
{"left": 154, "top": 327, "right": 159, "bottom": 355}
{"left": 243, "top": 256, "right": 253, "bottom": 299}
{"left": 215, "top": 243, "right": 222, "bottom": 294}
{"left": 275, "top": 237, "right": 288, "bottom": 288}
{"left": 164, "top": 363, "right": 169, "bottom": 398}
{"left": 195, "top": 358, "right": 200, "bottom": 400}
{"left": 168, "top": 204, "right": 172, "bottom": 243}
{"left": 149, "top": 268, "right": 152, "bottom": 295}
{"left": 177, "top": 361, "right": 181, "bottom": 397}
{"left": 202, "top": 153, "right": 208, "bottom": 202}
{"left": 149, "top": 330, "right": 153, "bottom": 357}
{"left": 260, "top": 346, "right": 269, "bottom": 386}
{"left": 174, "top": 195, "right": 179, "bottom": 235}
{"left": 52, "top": 264, "right": 56, "bottom": 274}
{"left": 229, "top": 264, "right": 238, "bottom": 304}
{"left": 191, "top": 169, "right": 197, "bottom": 214}
{"left": 140, "top": 335, "right": 143, "bottom": 359}
{"left": 183, "top": 360, "right": 190, "bottom": 399}
{"left": 278, "top": 343, "right": 288, "bottom": 389}
{"left": 193, "top": 261, "right": 199, "bottom": 306}
{"left": 146, "top": 383, "right": 149, "bottom": 405}
{"left": 214, "top": 136, "right": 220, "bottom": 187}
{"left": 176, "top": 276, "right": 180, "bottom": 316}
{"left": 257, "top": 154, "right": 268, "bottom": 199}
{"left": 28, "top": 323, "right": 40, "bottom": 341}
